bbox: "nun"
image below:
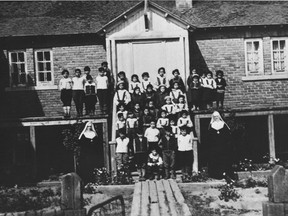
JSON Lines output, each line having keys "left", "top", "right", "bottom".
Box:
{"left": 207, "top": 111, "right": 233, "bottom": 180}
{"left": 78, "top": 121, "right": 98, "bottom": 183}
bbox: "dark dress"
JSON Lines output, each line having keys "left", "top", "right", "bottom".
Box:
{"left": 207, "top": 124, "right": 233, "bottom": 179}
{"left": 187, "top": 80, "right": 201, "bottom": 108}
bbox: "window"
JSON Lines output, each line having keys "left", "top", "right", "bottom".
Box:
{"left": 244, "top": 39, "right": 263, "bottom": 75}
{"left": 35, "top": 49, "right": 54, "bottom": 86}
{"left": 271, "top": 39, "right": 287, "bottom": 74}
{"left": 8, "top": 51, "right": 27, "bottom": 86}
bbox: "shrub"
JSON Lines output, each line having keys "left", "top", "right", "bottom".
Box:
{"left": 92, "top": 167, "right": 134, "bottom": 185}
{"left": 218, "top": 183, "right": 241, "bottom": 202}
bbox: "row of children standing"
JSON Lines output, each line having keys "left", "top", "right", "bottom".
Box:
{"left": 58, "top": 62, "right": 114, "bottom": 117}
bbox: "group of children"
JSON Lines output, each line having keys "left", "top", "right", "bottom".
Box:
{"left": 58, "top": 62, "right": 113, "bottom": 117}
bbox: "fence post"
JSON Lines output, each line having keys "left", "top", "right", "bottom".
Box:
{"left": 262, "top": 165, "right": 288, "bottom": 216}
{"left": 192, "top": 138, "right": 198, "bottom": 173}
{"left": 61, "top": 173, "right": 86, "bottom": 216}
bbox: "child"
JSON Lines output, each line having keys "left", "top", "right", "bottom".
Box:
{"left": 59, "top": 69, "right": 73, "bottom": 117}
{"left": 72, "top": 68, "right": 86, "bottom": 117}
{"left": 177, "top": 110, "right": 193, "bottom": 128}
{"left": 133, "top": 103, "right": 143, "bottom": 121}
{"left": 202, "top": 71, "right": 216, "bottom": 109}
{"left": 84, "top": 75, "right": 97, "bottom": 116}
{"left": 147, "top": 148, "right": 163, "bottom": 180}
{"left": 144, "top": 84, "right": 157, "bottom": 106}
{"left": 142, "top": 107, "right": 153, "bottom": 131}
{"left": 170, "top": 119, "right": 179, "bottom": 138}
{"left": 96, "top": 67, "right": 108, "bottom": 113}
{"left": 175, "top": 95, "right": 189, "bottom": 119}
{"left": 114, "top": 81, "right": 131, "bottom": 108}
{"left": 115, "top": 129, "right": 131, "bottom": 171}
{"left": 161, "top": 96, "right": 176, "bottom": 120}
{"left": 159, "top": 127, "right": 177, "bottom": 179}
{"left": 141, "top": 72, "right": 152, "bottom": 92}
{"left": 147, "top": 100, "right": 158, "bottom": 119}
{"left": 199, "top": 72, "right": 206, "bottom": 110}
{"left": 133, "top": 129, "right": 149, "bottom": 181}
{"left": 131, "top": 87, "right": 144, "bottom": 108}
{"left": 170, "top": 81, "right": 186, "bottom": 104}
{"left": 169, "top": 69, "right": 185, "bottom": 93}
{"left": 156, "top": 110, "right": 169, "bottom": 135}
{"left": 116, "top": 113, "right": 126, "bottom": 138}
{"left": 187, "top": 74, "right": 201, "bottom": 111}
{"left": 155, "top": 67, "right": 168, "bottom": 90}
{"left": 101, "top": 61, "right": 114, "bottom": 89}
{"left": 129, "top": 74, "right": 142, "bottom": 94}
{"left": 177, "top": 126, "right": 194, "bottom": 181}
{"left": 126, "top": 111, "right": 138, "bottom": 142}
{"left": 116, "top": 103, "right": 128, "bottom": 120}
{"left": 156, "top": 84, "right": 169, "bottom": 109}
{"left": 117, "top": 71, "right": 129, "bottom": 90}
{"left": 144, "top": 120, "right": 160, "bottom": 152}
{"left": 83, "top": 66, "right": 91, "bottom": 81}
{"left": 215, "top": 70, "right": 227, "bottom": 109}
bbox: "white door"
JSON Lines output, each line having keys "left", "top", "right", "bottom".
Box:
{"left": 116, "top": 38, "right": 186, "bottom": 85}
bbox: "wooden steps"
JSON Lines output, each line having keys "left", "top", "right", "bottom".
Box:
{"left": 130, "top": 179, "right": 192, "bottom": 216}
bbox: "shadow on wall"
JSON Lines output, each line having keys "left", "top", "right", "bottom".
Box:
{"left": 189, "top": 33, "right": 209, "bottom": 75}
{"left": 0, "top": 50, "right": 44, "bottom": 119}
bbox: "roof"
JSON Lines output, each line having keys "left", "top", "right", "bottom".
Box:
{"left": 0, "top": 1, "right": 288, "bottom": 38}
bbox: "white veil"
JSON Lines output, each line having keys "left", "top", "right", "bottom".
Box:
{"left": 209, "top": 111, "right": 230, "bottom": 130}
{"left": 78, "top": 121, "right": 97, "bottom": 140}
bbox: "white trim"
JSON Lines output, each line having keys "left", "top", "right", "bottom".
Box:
{"left": 5, "top": 85, "right": 58, "bottom": 91}
{"left": 270, "top": 37, "right": 288, "bottom": 75}
{"left": 8, "top": 50, "right": 28, "bottom": 87}
{"left": 242, "top": 74, "right": 288, "bottom": 81}
{"left": 34, "top": 49, "right": 54, "bottom": 87}
{"left": 244, "top": 38, "right": 264, "bottom": 76}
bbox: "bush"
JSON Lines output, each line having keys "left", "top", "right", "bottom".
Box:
{"left": 218, "top": 183, "right": 241, "bottom": 202}
{"left": 92, "top": 167, "right": 134, "bottom": 185}
{"left": 0, "top": 187, "right": 60, "bottom": 213}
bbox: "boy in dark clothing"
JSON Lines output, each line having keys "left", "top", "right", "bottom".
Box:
{"left": 133, "top": 129, "right": 149, "bottom": 181}
{"left": 159, "top": 127, "right": 178, "bottom": 179}
{"left": 169, "top": 69, "right": 185, "bottom": 93}
{"left": 215, "top": 70, "right": 227, "bottom": 109}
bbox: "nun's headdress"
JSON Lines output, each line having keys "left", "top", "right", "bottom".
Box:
{"left": 209, "top": 111, "right": 230, "bottom": 130}
{"left": 79, "top": 121, "right": 97, "bottom": 140}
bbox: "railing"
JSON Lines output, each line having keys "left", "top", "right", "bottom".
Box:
{"left": 87, "top": 195, "right": 125, "bottom": 216}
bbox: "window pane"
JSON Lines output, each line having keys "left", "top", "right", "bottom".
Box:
{"left": 280, "top": 40, "right": 285, "bottom": 50}
{"left": 44, "top": 51, "right": 50, "bottom": 61}
{"left": 18, "top": 53, "right": 24, "bottom": 62}
{"left": 246, "top": 42, "right": 252, "bottom": 51}
{"left": 38, "top": 62, "right": 44, "bottom": 71}
{"left": 280, "top": 61, "right": 285, "bottom": 71}
{"left": 20, "top": 74, "right": 26, "bottom": 84}
{"left": 37, "top": 52, "right": 43, "bottom": 61}
{"left": 11, "top": 53, "right": 17, "bottom": 62}
{"left": 273, "top": 41, "right": 279, "bottom": 50}
{"left": 12, "top": 64, "right": 18, "bottom": 73}
{"left": 47, "top": 72, "right": 52, "bottom": 81}
{"left": 253, "top": 41, "right": 259, "bottom": 51}
{"left": 247, "top": 52, "right": 253, "bottom": 61}
{"left": 20, "top": 64, "right": 25, "bottom": 72}
{"left": 46, "top": 62, "right": 51, "bottom": 71}
{"left": 280, "top": 51, "right": 285, "bottom": 60}
{"left": 39, "top": 72, "right": 44, "bottom": 81}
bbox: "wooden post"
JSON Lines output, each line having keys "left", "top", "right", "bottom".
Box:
{"left": 61, "top": 173, "right": 86, "bottom": 216}
{"left": 268, "top": 114, "right": 276, "bottom": 162}
{"left": 29, "top": 126, "right": 37, "bottom": 178}
{"left": 193, "top": 138, "right": 198, "bottom": 173}
{"left": 109, "top": 141, "right": 117, "bottom": 176}
{"left": 194, "top": 115, "right": 201, "bottom": 142}
{"left": 102, "top": 121, "right": 110, "bottom": 170}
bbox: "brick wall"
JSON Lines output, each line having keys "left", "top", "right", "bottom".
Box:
{"left": 0, "top": 42, "right": 106, "bottom": 119}
{"left": 191, "top": 28, "right": 288, "bottom": 109}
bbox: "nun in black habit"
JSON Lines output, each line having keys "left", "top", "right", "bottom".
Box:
{"left": 207, "top": 111, "right": 233, "bottom": 180}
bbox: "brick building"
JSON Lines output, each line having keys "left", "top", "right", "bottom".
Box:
{"left": 0, "top": 0, "right": 288, "bottom": 183}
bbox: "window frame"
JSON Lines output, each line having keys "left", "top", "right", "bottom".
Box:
{"left": 244, "top": 39, "right": 264, "bottom": 76}
{"left": 8, "top": 50, "right": 28, "bottom": 87}
{"left": 34, "top": 49, "right": 54, "bottom": 86}
{"left": 270, "top": 37, "right": 288, "bottom": 75}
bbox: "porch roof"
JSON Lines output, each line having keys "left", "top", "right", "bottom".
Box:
{"left": 0, "top": 1, "right": 288, "bottom": 38}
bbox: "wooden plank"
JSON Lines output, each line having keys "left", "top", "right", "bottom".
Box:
{"left": 149, "top": 181, "right": 160, "bottom": 216}
{"left": 162, "top": 180, "right": 178, "bottom": 216}
{"left": 29, "top": 126, "right": 37, "bottom": 178}
{"left": 168, "top": 180, "right": 192, "bottom": 216}
{"left": 194, "top": 115, "right": 201, "bottom": 142}
{"left": 156, "top": 180, "right": 170, "bottom": 216}
{"left": 109, "top": 141, "right": 117, "bottom": 176}
{"left": 192, "top": 138, "right": 198, "bottom": 173}
{"left": 268, "top": 114, "right": 276, "bottom": 161}
{"left": 130, "top": 182, "right": 142, "bottom": 216}
{"left": 102, "top": 121, "right": 110, "bottom": 170}
{"left": 141, "top": 181, "right": 150, "bottom": 216}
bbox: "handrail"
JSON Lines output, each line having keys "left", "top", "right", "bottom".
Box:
{"left": 87, "top": 195, "right": 125, "bottom": 216}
